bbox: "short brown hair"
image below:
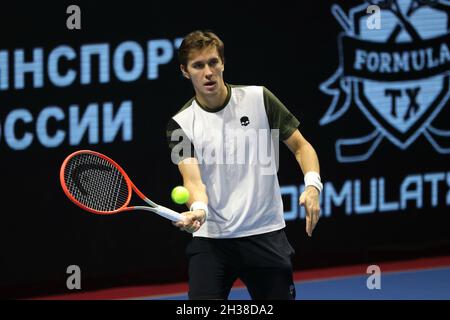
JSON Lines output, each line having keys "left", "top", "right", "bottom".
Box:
{"left": 178, "top": 30, "right": 225, "bottom": 67}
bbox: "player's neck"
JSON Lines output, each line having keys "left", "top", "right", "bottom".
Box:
{"left": 196, "top": 83, "right": 228, "bottom": 110}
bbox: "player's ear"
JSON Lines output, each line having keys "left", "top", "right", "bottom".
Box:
{"left": 180, "top": 65, "right": 190, "bottom": 79}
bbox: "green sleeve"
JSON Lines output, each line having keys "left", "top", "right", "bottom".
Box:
{"left": 263, "top": 87, "right": 300, "bottom": 140}
{"left": 166, "top": 118, "right": 196, "bottom": 164}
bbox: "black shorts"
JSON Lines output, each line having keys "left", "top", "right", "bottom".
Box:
{"left": 186, "top": 228, "right": 296, "bottom": 300}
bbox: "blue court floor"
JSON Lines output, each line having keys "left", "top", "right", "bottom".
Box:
{"left": 152, "top": 266, "right": 450, "bottom": 300}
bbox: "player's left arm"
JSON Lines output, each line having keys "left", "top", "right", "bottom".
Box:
{"left": 284, "top": 129, "right": 321, "bottom": 237}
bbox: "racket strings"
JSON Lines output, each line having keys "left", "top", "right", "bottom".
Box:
{"left": 63, "top": 153, "right": 130, "bottom": 212}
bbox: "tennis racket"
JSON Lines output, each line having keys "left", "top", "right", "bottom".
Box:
{"left": 60, "top": 149, "right": 186, "bottom": 222}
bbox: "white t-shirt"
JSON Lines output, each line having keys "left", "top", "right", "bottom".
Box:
{"left": 167, "top": 84, "right": 300, "bottom": 238}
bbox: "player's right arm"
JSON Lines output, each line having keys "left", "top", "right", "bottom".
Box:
{"left": 167, "top": 117, "right": 208, "bottom": 233}
{"left": 173, "top": 157, "right": 208, "bottom": 233}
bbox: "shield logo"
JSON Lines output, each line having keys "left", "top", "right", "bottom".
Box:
{"left": 320, "top": 0, "right": 450, "bottom": 162}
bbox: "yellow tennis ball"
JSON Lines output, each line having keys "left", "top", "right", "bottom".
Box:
{"left": 171, "top": 186, "right": 190, "bottom": 204}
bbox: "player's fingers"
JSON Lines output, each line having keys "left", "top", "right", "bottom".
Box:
{"left": 308, "top": 205, "right": 316, "bottom": 235}
{"left": 191, "top": 221, "right": 201, "bottom": 233}
{"left": 182, "top": 220, "right": 191, "bottom": 228}
{"left": 299, "top": 192, "right": 306, "bottom": 206}
{"left": 310, "top": 207, "right": 321, "bottom": 235}
{"left": 183, "top": 215, "right": 194, "bottom": 226}
{"left": 173, "top": 221, "right": 184, "bottom": 228}
{"left": 185, "top": 223, "right": 200, "bottom": 233}
{"left": 174, "top": 215, "right": 193, "bottom": 231}
{"left": 305, "top": 215, "right": 312, "bottom": 237}
{"left": 176, "top": 211, "right": 204, "bottom": 233}
{"left": 313, "top": 208, "right": 320, "bottom": 226}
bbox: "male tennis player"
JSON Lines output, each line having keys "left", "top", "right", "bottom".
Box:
{"left": 167, "top": 30, "right": 322, "bottom": 300}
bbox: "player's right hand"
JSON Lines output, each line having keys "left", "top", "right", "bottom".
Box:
{"left": 172, "top": 209, "right": 205, "bottom": 233}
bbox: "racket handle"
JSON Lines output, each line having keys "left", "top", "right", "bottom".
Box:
{"left": 156, "top": 205, "right": 186, "bottom": 222}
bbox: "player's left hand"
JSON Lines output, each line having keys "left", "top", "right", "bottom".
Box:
{"left": 299, "top": 186, "right": 321, "bottom": 237}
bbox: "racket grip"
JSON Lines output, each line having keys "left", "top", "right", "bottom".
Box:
{"left": 156, "top": 205, "right": 186, "bottom": 222}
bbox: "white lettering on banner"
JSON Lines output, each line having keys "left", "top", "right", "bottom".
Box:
{"left": 14, "top": 48, "right": 44, "bottom": 89}
{"left": 0, "top": 51, "right": 8, "bottom": 90}
{"left": 103, "top": 101, "right": 133, "bottom": 143}
{"left": 113, "top": 41, "right": 144, "bottom": 82}
{"left": 400, "top": 175, "right": 423, "bottom": 209}
{"left": 69, "top": 103, "right": 100, "bottom": 145}
{"left": 354, "top": 178, "right": 377, "bottom": 214}
{"left": 147, "top": 39, "right": 173, "bottom": 80}
{"left": 424, "top": 173, "right": 445, "bottom": 207}
{"left": 4, "top": 109, "right": 34, "bottom": 150}
{"left": 0, "top": 36, "right": 184, "bottom": 151}
{"left": 36, "top": 107, "right": 66, "bottom": 148}
{"left": 321, "top": 2, "right": 450, "bottom": 162}
{"left": 69, "top": 101, "right": 132, "bottom": 145}
{"left": 0, "top": 37, "right": 183, "bottom": 91}
{"left": 282, "top": 172, "right": 450, "bottom": 220}
{"left": 0, "top": 101, "right": 132, "bottom": 150}
{"left": 48, "top": 46, "right": 77, "bottom": 87}
{"left": 378, "top": 178, "right": 399, "bottom": 212}
{"left": 447, "top": 174, "right": 450, "bottom": 206}
{"left": 352, "top": 44, "right": 450, "bottom": 74}
{"left": 80, "top": 44, "right": 110, "bottom": 84}
{"left": 324, "top": 181, "right": 352, "bottom": 216}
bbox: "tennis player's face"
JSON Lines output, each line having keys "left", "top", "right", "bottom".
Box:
{"left": 182, "top": 47, "right": 226, "bottom": 104}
